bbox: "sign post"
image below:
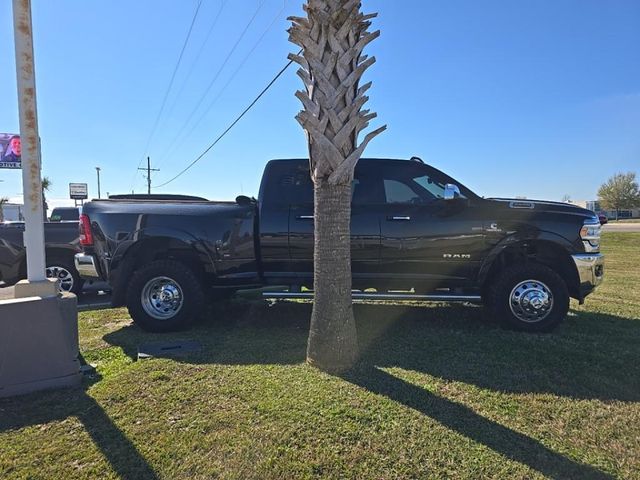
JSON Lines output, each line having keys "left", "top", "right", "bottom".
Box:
{"left": 0, "top": 0, "right": 80, "bottom": 399}
{"left": 69, "top": 182, "right": 88, "bottom": 201}
{"left": 11, "top": 0, "right": 52, "bottom": 296}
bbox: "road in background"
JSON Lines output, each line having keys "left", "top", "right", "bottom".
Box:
{"left": 603, "top": 223, "right": 640, "bottom": 233}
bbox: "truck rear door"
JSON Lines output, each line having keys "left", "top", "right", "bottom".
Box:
{"left": 282, "top": 162, "right": 381, "bottom": 285}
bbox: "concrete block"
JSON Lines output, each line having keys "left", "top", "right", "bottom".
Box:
{"left": 14, "top": 278, "right": 59, "bottom": 298}
{"left": 0, "top": 292, "right": 81, "bottom": 398}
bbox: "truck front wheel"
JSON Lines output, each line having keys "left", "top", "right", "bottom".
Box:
{"left": 487, "top": 263, "right": 569, "bottom": 332}
{"left": 126, "top": 259, "right": 205, "bottom": 332}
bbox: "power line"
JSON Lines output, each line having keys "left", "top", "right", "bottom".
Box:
{"left": 129, "top": 0, "right": 204, "bottom": 190}
{"left": 164, "top": 0, "right": 228, "bottom": 123}
{"left": 193, "top": 3, "right": 288, "bottom": 133}
{"left": 153, "top": 55, "right": 297, "bottom": 189}
{"left": 157, "top": 0, "right": 287, "bottom": 168}
{"left": 153, "top": 1, "right": 266, "bottom": 170}
{"left": 187, "top": 1, "right": 266, "bottom": 119}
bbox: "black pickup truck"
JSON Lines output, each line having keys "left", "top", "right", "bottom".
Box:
{"left": 76, "top": 158, "right": 604, "bottom": 332}
{"left": 0, "top": 221, "right": 84, "bottom": 294}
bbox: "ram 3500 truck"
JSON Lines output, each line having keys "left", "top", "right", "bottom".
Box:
{"left": 76, "top": 158, "right": 604, "bottom": 332}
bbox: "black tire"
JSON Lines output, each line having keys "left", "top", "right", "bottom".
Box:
{"left": 126, "top": 259, "right": 205, "bottom": 332}
{"left": 486, "top": 263, "right": 569, "bottom": 332}
{"left": 46, "top": 258, "right": 84, "bottom": 295}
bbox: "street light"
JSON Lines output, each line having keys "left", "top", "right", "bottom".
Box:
{"left": 95, "top": 167, "right": 101, "bottom": 199}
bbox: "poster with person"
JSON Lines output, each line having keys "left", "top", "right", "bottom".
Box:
{"left": 0, "top": 133, "right": 21, "bottom": 169}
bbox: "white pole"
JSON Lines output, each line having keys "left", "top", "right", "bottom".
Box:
{"left": 12, "top": 0, "right": 46, "bottom": 282}
{"left": 96, "top": 166, "right": 101, "bottom": 198}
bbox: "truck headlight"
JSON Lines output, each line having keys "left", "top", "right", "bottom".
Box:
{"left": 580, "top": 217, "right": 601, "bottom": 252}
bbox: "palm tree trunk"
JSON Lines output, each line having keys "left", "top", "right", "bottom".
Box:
{"left": 289, "top": 0, "right": 384, "bottom": 372}
{"left": 307, "top": 179, "right": 358, "bottom": 371}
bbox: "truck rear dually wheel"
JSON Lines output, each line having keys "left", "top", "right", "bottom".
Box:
{"left": 46, "top": 258, "right": 83, "bottom": 295}
{"left": 126, "top": 259, "right": 205, "bottom": 332}
{"left": 487, "top": 263, "right": 569, "bottom": 332}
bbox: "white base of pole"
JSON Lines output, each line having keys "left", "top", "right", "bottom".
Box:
{"left": 0, "top": 292, "right": 81, "bottom": 398}
{"left": 14, "top": 278, "right": 59, "bottom": 298}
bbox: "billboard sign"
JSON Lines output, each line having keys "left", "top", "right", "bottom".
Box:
{"left": 0, "top": 133, "right": 21, "bottom": 169}
{"left": 69, "top": 183, "right": 88, "bottom": 200}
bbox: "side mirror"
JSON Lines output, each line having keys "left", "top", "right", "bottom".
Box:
{"left": 444, "top": 184, "right": 461, "bottom": 200}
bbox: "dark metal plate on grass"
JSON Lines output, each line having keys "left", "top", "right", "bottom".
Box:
{"left": 137, "top": 340, "right": 203, "bottom": 360}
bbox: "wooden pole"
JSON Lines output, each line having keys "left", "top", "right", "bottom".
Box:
{"left": 138, "top": 157, "right": 159, "bottom": 195}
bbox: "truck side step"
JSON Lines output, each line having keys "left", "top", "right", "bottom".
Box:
{"left": 262, "top": 291, "right": 482, "bottom": 303}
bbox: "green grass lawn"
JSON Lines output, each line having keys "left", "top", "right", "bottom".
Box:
{"left": 1, "top": 233, "right": 639, "bottom": 479}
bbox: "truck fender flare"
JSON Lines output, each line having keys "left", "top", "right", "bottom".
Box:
{"left": 112, "top": 226, "right": 215, "bottom": 273}
{"left": 110, "top": 229, "right": 216, "bottom": 306}
{"left": 477, "top": 230, "right": 576, "bottom": 288}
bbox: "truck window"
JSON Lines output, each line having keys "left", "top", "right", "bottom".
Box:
{"left": 384, "top": 179, "right": 423, "bottom": 204}
{"left": 278, "top": 170, "right": 313, "bottom": 204}
{"left": 413, "top": 175, "right": 446, "bottom": 200}
{"left": 352, "top": 174, "right": 384, "bottom": 205}
{"left": 50, "top": 207, "right": 80, "bottom": 222}
{"left": 381, "top": 172, "right": 463, "bottom": 205}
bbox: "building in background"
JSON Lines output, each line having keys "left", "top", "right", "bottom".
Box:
{"left": 572, "top": 200, "right": 640, "bottom": 219}
{"left": 0, "top": 202, "right": 24, "bottom": 222}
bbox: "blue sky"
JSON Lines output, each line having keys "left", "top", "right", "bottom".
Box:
{"left": 0, "top": 0, "right": 638, "bottom": 209}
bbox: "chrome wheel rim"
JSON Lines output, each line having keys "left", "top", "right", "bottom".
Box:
{"left": 509, "top": 279, "right": 553, "bottom": 323}
{"left": 46, "top": 265, "right": 74, "bottom": 292}
{"left": 141, "top": 276, "right": 183, "bottom": 320}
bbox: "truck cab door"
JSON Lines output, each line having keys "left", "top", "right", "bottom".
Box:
{"left": 288, "top": 167, "right": 381, "bottom": 287}
{"left": 377, "top": 163, "right": 486, "bottom": 290}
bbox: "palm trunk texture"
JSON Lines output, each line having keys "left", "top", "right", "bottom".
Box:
{"left": 289, "top": 0, "right": 385, "bottom": 371}
{"left": 307, "top": 179, "right": 358, "bottom": 371}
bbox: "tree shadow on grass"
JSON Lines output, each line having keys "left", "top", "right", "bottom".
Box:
{"left": 98, "top": 299, "right": 638, "bottom": 479}
{"left": 0, "top": 376, "right": 159, "bottom": 480}
{"left": 353, "top": 303, "right": 640, "bottom": 403}
{"left": 341, "top": 365, "right": 612, "bottom": 479}
{"left": 105, "top": 299, "right": 311, "bottom": 366}
{"left": 349, "top": 303, "right": 635, "bottom": 479}
{"left": 105, "top": 299, "right": 640, "bottom": 402}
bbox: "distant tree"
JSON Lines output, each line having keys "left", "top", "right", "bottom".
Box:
{"left": 561, "top": 194, "right": 571, "bottom": 203}
{"left": 0, "top": 196, "right": 8, "bottom": 223}
{"left": 41, "top": 176, "right": 51, "bottom": 221}
{"left": 597, "top": 172, "right": 640, "bottom": 220}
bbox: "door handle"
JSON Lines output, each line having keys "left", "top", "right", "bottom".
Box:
{"left": 296, "top": 215, "right": 314, "bottom": 220}
{"left": 388, "top": 216, "right": 411, "bottom": 221}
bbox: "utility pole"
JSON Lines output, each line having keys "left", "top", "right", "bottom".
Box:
{"left": 95, "top": 166, "right": 101, "bottom": 199}
{"left": 138, "top": 156, "right": 159, "bottom": 195}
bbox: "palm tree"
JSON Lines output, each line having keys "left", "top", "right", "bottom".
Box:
{"left": 288, "top": 0, "right": 385, "bottom": 372}
{"left": 41, "top": 176, "right": 51, "bottom": 221}
{"left": 0, "top": 196, "right": 9, "bottom": 223}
